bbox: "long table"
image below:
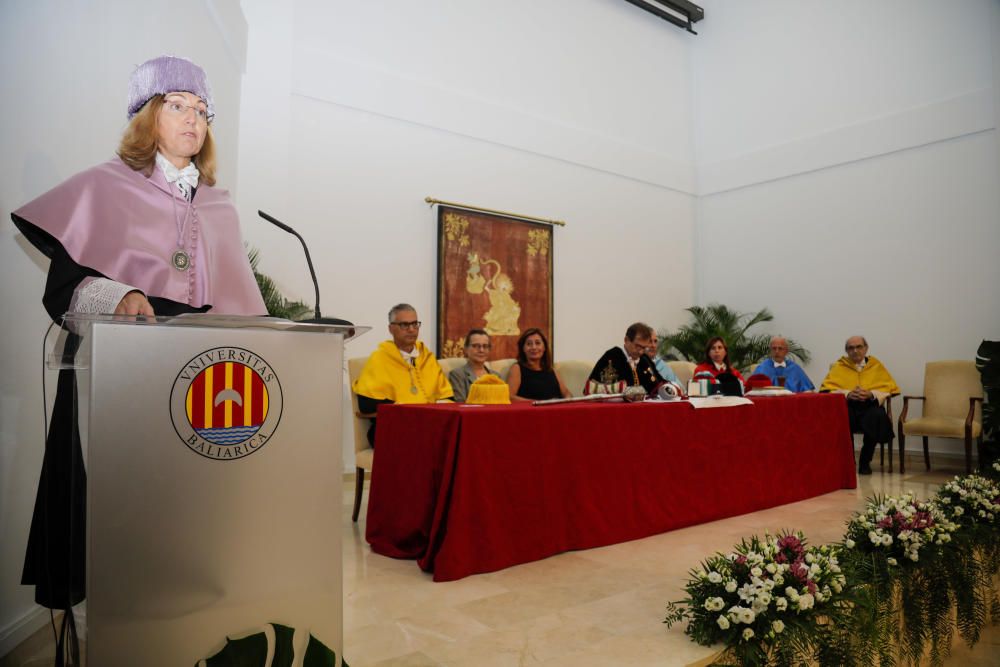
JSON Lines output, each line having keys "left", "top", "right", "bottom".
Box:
{"left": 366, "top": 394, "right": 855, "bottom": 581}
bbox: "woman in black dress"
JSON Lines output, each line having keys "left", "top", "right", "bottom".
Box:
{"left": 506, "top": 327, "right": 571, "bottom": 401}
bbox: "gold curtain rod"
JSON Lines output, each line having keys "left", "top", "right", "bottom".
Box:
{"left": 424, "top": 197, "right": 566, "bottom": 227}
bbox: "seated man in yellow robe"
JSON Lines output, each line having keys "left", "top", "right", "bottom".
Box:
{"left": 353, "top": 303, "right": 453, "bottom": 446}
{"left": 820, "top": 336, "right": 900, "bottom": 475}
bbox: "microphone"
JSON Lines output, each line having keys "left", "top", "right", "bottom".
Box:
{"left": 258, "top": 210, "right": 353, "bottom": 327}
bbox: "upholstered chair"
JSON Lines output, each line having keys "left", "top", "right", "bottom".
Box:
{"left": 436, "top": 357, "right": 467, "bottom": 377}
{"left": 492, "top": 358, "right": 516, "bottom": 380}
{"left": 347, "top": 357, "right": 374, "bottom": 522}
{"left": 667, "top": 361, "right": 697, "bottom": 387}
{"left": 553, "top": 360, "right": 594, "bottom": 397}
{"left": 898, "top": 360, "right": 984, "bottom": 474}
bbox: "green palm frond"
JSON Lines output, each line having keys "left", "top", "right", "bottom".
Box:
{"left": 247, "top": 246, "right": 313, "bottom": 321}
{"left": 658, "top": 303, "right": 811, "bottom": 374}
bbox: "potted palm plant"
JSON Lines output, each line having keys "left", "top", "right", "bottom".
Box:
{"left": 659, "top": 304, "right": 810, "bottom": 375}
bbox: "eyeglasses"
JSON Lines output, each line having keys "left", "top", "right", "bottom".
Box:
{"left": 467, "top": 343, "right": 491, "bottom": 350}
{"left": 392, "top": 320, "right": 421, "bottom": 330}
{"left": 163, "top": 97, "right": 214, "bottom": 124}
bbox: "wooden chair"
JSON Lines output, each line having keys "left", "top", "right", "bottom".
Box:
{"left": 898, "top": 360, "right": 984, "bottom": 474}
{"left": 347, "top": 357, "right": 375, "bottom": 522}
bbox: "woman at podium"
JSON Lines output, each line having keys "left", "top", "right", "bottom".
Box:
{"left": 9, "top": 55, "right": 267, "bottom": 652}
{"left": 12, "top": 55, "right": 265, "bottom": 320}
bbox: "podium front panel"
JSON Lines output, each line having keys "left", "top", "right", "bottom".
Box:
{"left": 86, "top": 320, "right": 343, "bottom": 665}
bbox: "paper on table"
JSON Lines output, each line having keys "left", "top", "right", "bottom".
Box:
{"left": 687, "top": 396, "right": 754, "bottom": 409}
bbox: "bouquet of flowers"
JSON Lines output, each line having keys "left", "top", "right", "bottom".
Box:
{"left": 842, "top": 492, "right": 956, "bottom": 567}
{"left": 841, "top": 494, "right": 962, "bottom": 665}
{"left": 934, "top": 474, "right": 1000, "bottom": 529}
{"left": 664, "top": 532, "right": 853, "bottom": 666}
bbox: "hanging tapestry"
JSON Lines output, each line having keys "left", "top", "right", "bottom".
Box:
{"left": 436, "top": 205, "right": 554, "bottom": 361}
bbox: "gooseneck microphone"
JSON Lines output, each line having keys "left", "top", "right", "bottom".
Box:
{"left": 258, "top": 210, "right": 353, "bottom": 327}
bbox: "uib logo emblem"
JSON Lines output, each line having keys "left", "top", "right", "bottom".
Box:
{"left": 170, "top": 347, "right": 283, "bottom": 460}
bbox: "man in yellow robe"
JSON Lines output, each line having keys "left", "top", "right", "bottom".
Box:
{"left": 353, "top": 303, "right": 453, "bottom": 446}
{"left": 820, "top": 336, "right": 900, "bottom": 475}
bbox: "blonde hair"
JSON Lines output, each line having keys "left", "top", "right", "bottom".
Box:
{"left": 117, "top": 95, "right": 217, "bottom": 186}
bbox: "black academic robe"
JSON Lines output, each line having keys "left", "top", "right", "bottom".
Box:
{"left": 588, "top": 347, "right": 664, "bottom": 394}
{"left": 14, "top": 215, "right": 209, "bottom": 610}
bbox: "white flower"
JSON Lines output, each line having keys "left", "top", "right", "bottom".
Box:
{"left": 717, "top": 615, "right": 730, "bottom": 630}
{"left": 810, "top": 563, "right": 821, "bottom": 576}
{"left": 707, "top": 571, "right": 722, "bottom": 583}
{"left": 805, "top": 553, "right": 814, "bottom": 564}
{"left": 742, "top": 628, "right": 755, "bottom": 641}
{"left": 773, "top": 574, "right": 784, "bottom": 585}
{"left": 772, "top": 620, "right": 785, "bottom": 634}
{"left": 738, "top": 583, "right": 756, "bottom": 602}
{"left": 737, "top": 607, "right": 756, "bottom": 625}
{"left": 765, "top": 563, "right": 777, "bottom": 574}
{"left": 751, "top": 597, "right": 768, "bottom": 614}
{"left": 725, "top": 580, "right": 737, "bottom": 593}
{"left": 750, "top": 566, "right": 763, "bottom": 577}
{"left": 785, "top": 587, "right": 799, "bottom": 601}
{"left": 797, "top": 593, "right": 815, "bottom": 611}
{"left": 845, "top": 538, "right": 856, "bottom": 548}
{"left": 881, "top": 534, "right": 893, "bottom": 546}
{"left": 868, "top": 531, "right": 880, "bottom": 544}
{"left": 775, "top": 597, "right": 788, "bottom": 611}
{"left": 887, "top": 557, "right": 898, "bottom": 566}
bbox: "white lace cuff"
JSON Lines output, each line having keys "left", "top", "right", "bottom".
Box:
{"left": 70, "top": 277, "right": 141, "bottom": 315}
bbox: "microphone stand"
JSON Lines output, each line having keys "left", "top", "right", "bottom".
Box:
{"left": 258, "top": 210, "right": 353, "bottom": 328}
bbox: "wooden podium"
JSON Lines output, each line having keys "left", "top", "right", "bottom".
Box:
{"left": 54, "top": 313, "right": 366, "bottom": 666}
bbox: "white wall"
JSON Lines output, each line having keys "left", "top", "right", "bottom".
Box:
{"left": 236, "top": 0, "right": 700, "bottom": 472}
{"left": 0, "top": 0, "right": 248, "bottom": 653}
{"left": 692, "top": 0, "right": 1000, "bottom": 454}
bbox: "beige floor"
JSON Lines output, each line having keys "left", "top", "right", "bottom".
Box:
{"left": 5, "top": 453, "right": 999, "bottom": 666}
{"left": 342, "top": 454, "right": 1000, "bottom": 666}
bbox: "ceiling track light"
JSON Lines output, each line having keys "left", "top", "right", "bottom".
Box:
{"left": 622, "top": 0, "right": 704, "bottom": 35}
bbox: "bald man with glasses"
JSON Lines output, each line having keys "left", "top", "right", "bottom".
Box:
{"left": 352, "top": 303, "right": 453, "bottom": 445}
{"left": 820, "top": 336, "right": 899, "bottom": 475}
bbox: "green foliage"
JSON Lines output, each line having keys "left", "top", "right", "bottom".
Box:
{"left": 659, "top": 304, "right": 810, "bottom": 374}
{"left": 248, "top": 246, "right": 312, "bottom": 321}
{"left": 666, "top": 477, "right": 1000, "bottom": 666}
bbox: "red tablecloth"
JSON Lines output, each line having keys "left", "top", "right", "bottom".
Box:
{"left": 366, "top": 394, "right": 855, "bottom": 581}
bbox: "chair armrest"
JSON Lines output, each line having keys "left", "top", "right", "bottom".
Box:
{"left": 966, "top": 396, "right": 983, "bottom": 429}
{"left": 355, "top": 411, "right": 376, "bottom": 420}
{"left": 898, "top": 395, "right": 923, "bottom": 425}
{"left": 883, "top": 393, "right": 897, "bottom": 422}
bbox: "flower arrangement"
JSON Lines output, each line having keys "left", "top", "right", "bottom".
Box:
{"left": 842, "top": 492, "right": 957, "bottom": 567}
{"left": 664, "top": 532, "right": 853, "bottom": 666}
{"left": 665, "top": 475, "right": 1000, "bottom": 666}
{"left": 935, "top": 474, "right": 1000, "bottom": 528}
{"left": 838, "top": 493, "right": 964, "bottom": 664}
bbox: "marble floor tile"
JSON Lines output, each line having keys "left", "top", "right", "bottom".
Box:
{"left": 4, "top": 454, "right": 995, "bottom": 667}
{"left": 341, "top": 454, "right": 999, "bottom": 666}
